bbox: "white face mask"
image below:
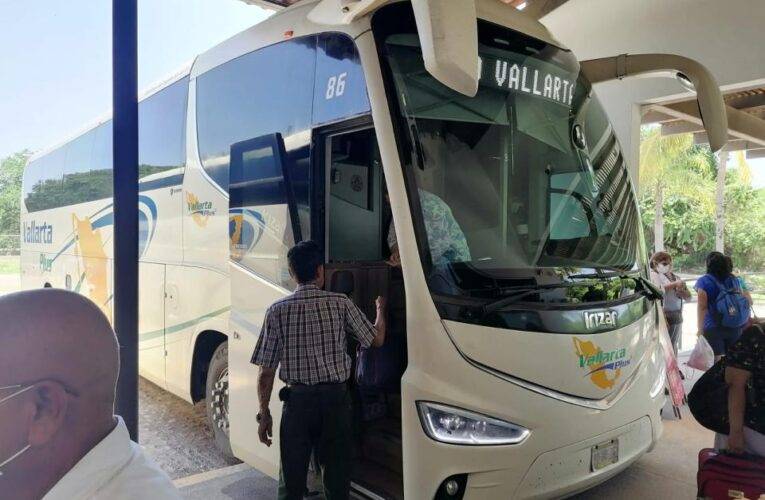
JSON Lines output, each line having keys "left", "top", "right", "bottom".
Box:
{"left": 656, "top": 263, "right": 671, "bottom": 274}
{"left": 0, "top": 385, "right": 34, "bottom": 477}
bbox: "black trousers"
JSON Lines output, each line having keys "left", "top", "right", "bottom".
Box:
{"left": 277, "top": 383, "right": 352, "bottom": 500}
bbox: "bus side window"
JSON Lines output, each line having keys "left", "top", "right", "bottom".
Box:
{"left": 313, "top": 33, "right": 371, "bottom": 126}
{"left": 196, "top": 36, "right": 316, "bottom": 287}
{"left": 229, "top": 133, "right": 302, "bottom": 288}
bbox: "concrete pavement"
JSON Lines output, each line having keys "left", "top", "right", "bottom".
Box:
{"left": 172, "top": 416, "right": 711, "bottom": 499}
{"left": 0, "top": 273, "right": 19, "bottom": 296}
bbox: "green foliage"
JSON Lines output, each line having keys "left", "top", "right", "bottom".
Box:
{"left": 24, "top": 169, "right": 113, "bottom": 212}
{"left": 0, "top": 255, "right": 20, "bottom": 274}
{"left": 723, "top": 165, "right": 765, "bottom": 269}
{"left": 639, "top": 129, "right": 765, "bottom": 270}
{"left": 23, "top": 164, "right": 173, "bottom": 212}
{"left": 0, "top": 151, "right": 30, "bottom": 253}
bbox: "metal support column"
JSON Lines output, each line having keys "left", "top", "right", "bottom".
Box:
{"left": 112, "top": 0, "right": 140, "bottom": 441}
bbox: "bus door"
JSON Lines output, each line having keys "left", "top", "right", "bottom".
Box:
{"left": 138, "top": 263, "right": 167, "bottom": 388}
{"left": 227, "top": 132, "right": 304, "bottom": 474}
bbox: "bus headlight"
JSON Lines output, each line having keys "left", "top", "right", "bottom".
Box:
{"left": 649, "top": 344, "right": 667, "bottom": 399}
{"left": 417, "top": 402, "right": 530, "bottom": 445}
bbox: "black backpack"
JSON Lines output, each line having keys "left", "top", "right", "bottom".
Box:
{"left": 688, "top": 325, "right": 763, "bottom": 434}
{"left": 688, "top": 360, "right": 730, "bottom": 434}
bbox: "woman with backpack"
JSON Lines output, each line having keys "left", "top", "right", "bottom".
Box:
{"left": 650, "top": 251, "right": 691, "bottom": 355}
{"left": 695, "top": 252, "right": 753, "bottom": 361}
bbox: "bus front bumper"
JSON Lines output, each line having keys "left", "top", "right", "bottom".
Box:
{"left": 461, "top": 415, "right": 655, "bottom": 499}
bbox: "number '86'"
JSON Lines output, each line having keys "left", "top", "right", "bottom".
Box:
{"left": 326, "top": 72, "right": 348, "bottom": 100}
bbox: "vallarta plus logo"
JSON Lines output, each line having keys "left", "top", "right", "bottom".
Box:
{"left": 573, "top": 337, "right": 631, "bottom": 390}
{"left": 23, "top": 220, "right": 53, "bottom": 244}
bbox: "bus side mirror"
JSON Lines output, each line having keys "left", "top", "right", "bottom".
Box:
{"left": 410, "top": 0, "right": 480, "bottom": 97}
{"left": 580, "top": 54, "right": 728, "bottom": 152}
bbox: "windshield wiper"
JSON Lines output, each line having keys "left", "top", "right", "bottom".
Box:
{"left": 565, "top": 268, "right": 631, "bottom": 280}
{"left": 628, "top": 274, "right": 663, "bottom": 301}
{"left": 479, "top": 282, "right": 585, "bottom": 317}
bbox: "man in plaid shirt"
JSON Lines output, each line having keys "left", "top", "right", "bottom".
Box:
{"left": 251, "top": 240, "right": 386, "bottom": 500}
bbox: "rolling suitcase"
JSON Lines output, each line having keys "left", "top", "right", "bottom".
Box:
{"left": 697, "top": 448, "right": 765, "bottom": 499}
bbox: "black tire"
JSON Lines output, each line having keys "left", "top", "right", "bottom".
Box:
{"left": 206, "top": 341, "right": 234, "bottom": 458}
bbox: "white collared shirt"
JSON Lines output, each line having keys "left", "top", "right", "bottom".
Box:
{"left": 43, "top": 417, "right": 180, "bottom": 500}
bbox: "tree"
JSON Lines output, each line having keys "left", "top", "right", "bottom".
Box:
{"left": 723, "top": 154, "right": 765, "bottom": 269}
{"left": 0, "top": 151, "right": 30, "bottom": 253}
{"left": 638, "top": 127, "right": 711, "bottom": 252}
{"left": 639, "top": 129, "right": 765, "bottom": 270}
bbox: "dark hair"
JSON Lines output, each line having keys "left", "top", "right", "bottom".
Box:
{"left": 287, "top": 240, "right": 322, "bottom": 284}
{"left": 706, "top": 251, "right": 733, "bottom": 281}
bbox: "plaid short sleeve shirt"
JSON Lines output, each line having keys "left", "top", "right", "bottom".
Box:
{"left": 250, "top": 284, "right": 377, "bottom": 385}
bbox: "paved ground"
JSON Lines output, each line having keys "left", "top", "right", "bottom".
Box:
{"left": 139, "top": 378, "right": 241, "bottom": 480}
{"left": 173, "top": 418, "right": 710, "bottom": 500}
{"left": 0, "top": 273, "right": 19, "bottom": 295}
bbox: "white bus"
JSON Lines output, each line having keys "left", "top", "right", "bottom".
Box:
{"left": 22, "top": 0, "right": 726, "bottom": 498}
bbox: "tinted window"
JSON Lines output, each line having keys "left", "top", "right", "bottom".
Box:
{"left": 24, "top": 146, "right": 66, "bottom": 212}
{"left": 62, "top": 127, "right": 112, "bottom": 208}
{"left": 24, "top": 78, "right": 189, "bottom": 213}
{"left": 198, "top": 37, "right": 316, "bottom": 287}
{"left": 313, "top": 33, "right": 370, "bottom": 125}
{"left": 197, "top": 37, "right": 316, "bottom": 191}
{"left": 230, "top": 134, "right": 288, "bottom": 208}
{"left": 139, "top": 77, "right": 188, "bottom": 184}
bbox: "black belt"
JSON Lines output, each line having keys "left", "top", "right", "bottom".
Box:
{"left": 287, "top": 381, "right": 346, "bottom": 391}
{"left": 280, "top": 381, "right": 346, "bottom": 401}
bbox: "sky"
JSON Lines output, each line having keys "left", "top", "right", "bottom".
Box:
{"left": 0, "top": 0, "right": 271, "bottom": 158}
{"left": 0, "top": 0, "right": 762, "bottom": 188}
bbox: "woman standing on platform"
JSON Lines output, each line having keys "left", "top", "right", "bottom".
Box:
{"left": 650, "top": 251, "right": 691, "bottom": 355}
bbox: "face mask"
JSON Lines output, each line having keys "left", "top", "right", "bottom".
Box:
{"left": 0, "top": 385, "right": 34, "bottom": 477}
{"left": 656, "top": 263, "right": 671, "bottom": 274}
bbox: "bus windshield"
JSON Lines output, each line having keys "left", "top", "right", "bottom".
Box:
{"left": 376, "top": 10, "right": 644, "bottom": 310}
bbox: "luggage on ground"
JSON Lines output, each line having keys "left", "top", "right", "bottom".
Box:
{"left": 688, "top": 359, "right": 730, "bottom": 434}
{"left": 697, "top": 448, "right": 765, "bottom": 500}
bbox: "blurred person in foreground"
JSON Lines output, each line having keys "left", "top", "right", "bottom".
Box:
{"left": 650, "top": 251, "right": 691, "bottom": 355}
{"left": 0, "top": 289, "right": 179, "bottom": 500}
{"left": 716, "top": 321, "right": 765, "bottom": 455}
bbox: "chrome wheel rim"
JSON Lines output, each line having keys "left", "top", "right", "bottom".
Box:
{"left": 210, "top": 367, "right": 230, "bottom": 434}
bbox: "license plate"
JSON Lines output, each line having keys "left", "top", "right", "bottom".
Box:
{"left": 591, "top": 439, "right": 619, "bottom": 471}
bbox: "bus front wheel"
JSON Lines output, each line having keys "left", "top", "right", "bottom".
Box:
{"left": 206, "top": 341, "right": 234, "bottom": 458}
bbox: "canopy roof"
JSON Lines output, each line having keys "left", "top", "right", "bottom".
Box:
{"left": 642, "top": 86, "right": 765, "bottom": 159}
{"left": 237, "top": 0, "right": 566, "bottom": 19}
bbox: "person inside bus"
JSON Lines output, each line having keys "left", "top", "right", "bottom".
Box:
{"left": 385, "top": 127, "right": 477, "bottom": 269}
{"left": 695, "top": 252, "right": 753, "bottom": 361}
{"left": 386, "top": 130, "right": 471, "bottom": 270}
{"left": 386, "top": 189, "right": 471, "bottom": 269}
{"left": 251, "top": 240, "right": 387, "bottom": 500}
{"left": 0, "top": 288, "right": 179, "bottom": 500}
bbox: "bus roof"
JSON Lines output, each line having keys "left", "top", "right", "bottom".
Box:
{"left": 28, "top": 63, "right": 192, "bottom": 165}
{"left": 191, "top": 0, "right": 327, "bottom": 79}
{"left": 192, "top": 0, "right": 562, "bottom": 79}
